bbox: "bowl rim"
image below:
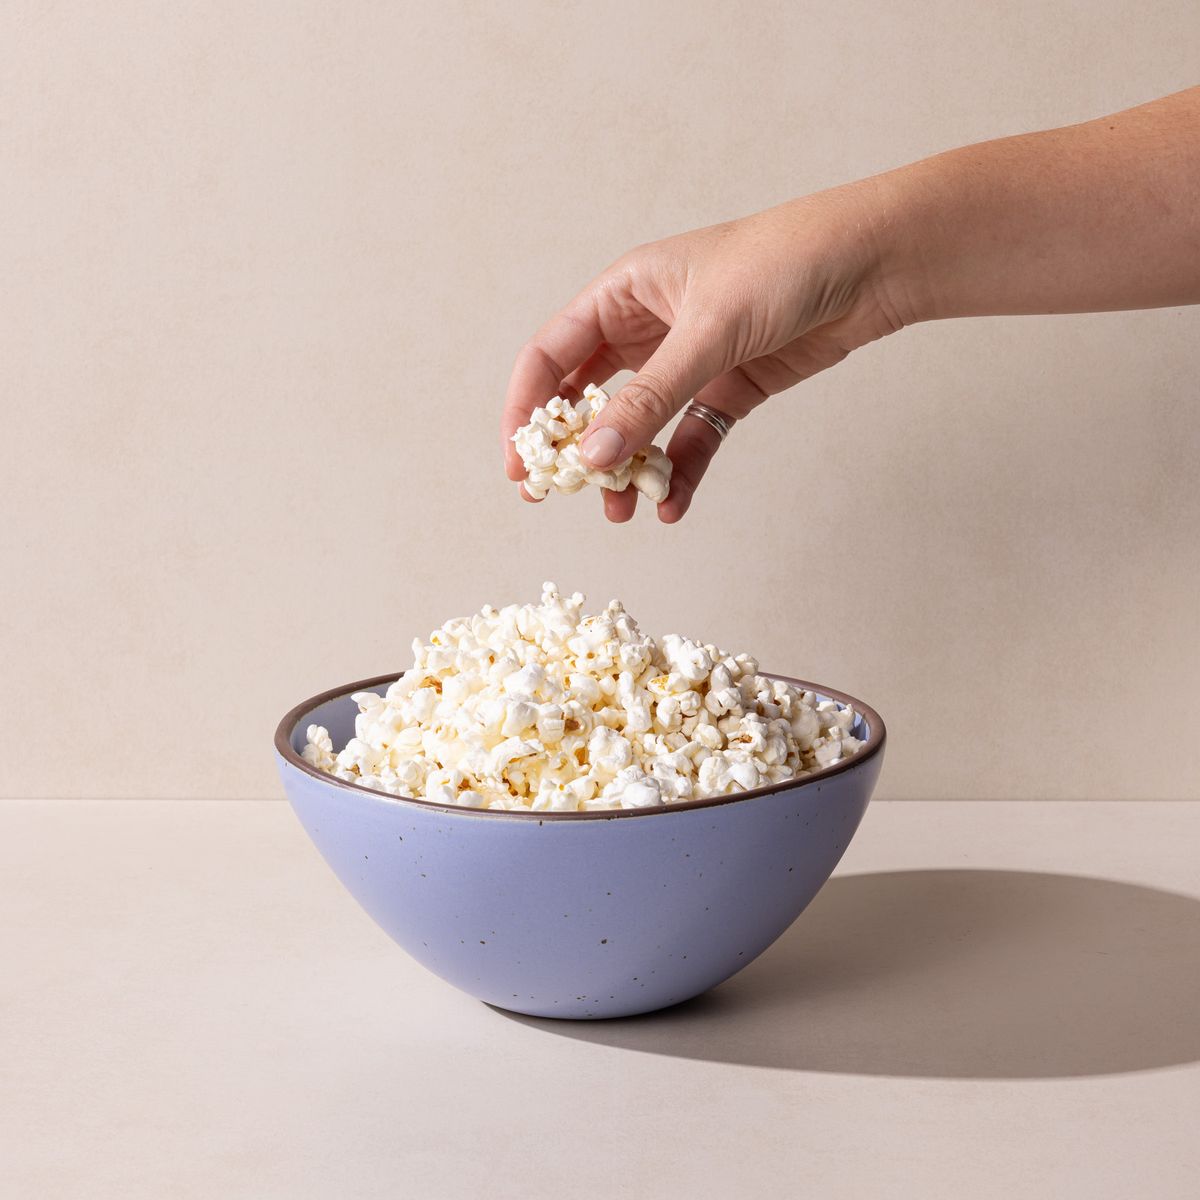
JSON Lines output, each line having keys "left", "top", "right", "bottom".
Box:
{"left": 275, "top": 671, "right": 885, "bottom": 821}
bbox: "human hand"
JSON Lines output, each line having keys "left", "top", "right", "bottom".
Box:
{"left": 503, "top": 88, "right": 1200, "bottom": 523}
{"left": 501, "top": 180, "right": 909, "bottom": 522}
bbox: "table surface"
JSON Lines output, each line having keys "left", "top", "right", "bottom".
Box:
{"left": 5, "top": 799, "right": 1199, "bottom": 1200}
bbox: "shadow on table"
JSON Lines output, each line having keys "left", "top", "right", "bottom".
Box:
{"left": 499, "top": 869, "right": 1200, "bottom": 1078}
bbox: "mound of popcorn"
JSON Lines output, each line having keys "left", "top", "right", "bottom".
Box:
{"left": 512, "top": 384, "right": 673, "bottom": 502}
{"left": 303, "top": 585, "right": 864, "bottom": 812}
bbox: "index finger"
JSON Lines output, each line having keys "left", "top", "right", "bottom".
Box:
{"left": 502, "top": 298, "right": 602, "bottom": 481}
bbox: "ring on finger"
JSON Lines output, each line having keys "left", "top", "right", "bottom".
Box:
{"left": 683, "top": 401, "right": 734, "bottom": 441}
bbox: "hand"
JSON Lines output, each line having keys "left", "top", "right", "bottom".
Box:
{"left": 503, "top": 89, "right": 1200, "bottom": 524}
{"left": 501, "top": 181, "right": 908, "bottom": 522}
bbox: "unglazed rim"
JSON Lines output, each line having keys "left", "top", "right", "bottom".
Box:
{"left": 275, "top": 671, "right": 885, "bottom": 821}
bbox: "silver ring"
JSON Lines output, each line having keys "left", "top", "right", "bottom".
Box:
{"left": 684, "top": 401, "right": 733, "bottom": 441}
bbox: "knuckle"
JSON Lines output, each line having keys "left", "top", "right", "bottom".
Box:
{"left": 520, "top": 340, "right": 564, "bottom": 381}
{"left": 603, "top": 251, "right": 640, "bottom": 281}
{"left": 605, "top": 239, "right": 665, "bottom": 283}
{"left": 618, "top": 241, "right": 654, "bottom": 266}
{"left": 618, "top": 375, "right": 676, "bottom": 425}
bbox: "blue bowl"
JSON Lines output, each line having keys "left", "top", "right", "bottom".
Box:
{"left": 275, "top": 673, "right": 885, "bottom": 1019}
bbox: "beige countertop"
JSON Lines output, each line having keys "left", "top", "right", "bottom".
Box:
{"left": 5, "top": 799, "right": 1199, "bottom": 1199}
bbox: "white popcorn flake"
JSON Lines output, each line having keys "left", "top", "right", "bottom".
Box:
{"left": 512, "top": 385, "right": 673, "bottom": 503}
{"left": 302, "top": 584, "right": 864, "bottom": 811}
{"left": 301, "top": 724, "right": 335, "bottom": 771}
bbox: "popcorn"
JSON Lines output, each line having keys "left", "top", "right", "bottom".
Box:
{"left": 301, "top": 724, "right": 335, "bottom": 772}
{"left": 304, "top": 584, "right": 864, "bottom": 812}
{"left": 513, "top": 385, "right": 673, "bottom": 503}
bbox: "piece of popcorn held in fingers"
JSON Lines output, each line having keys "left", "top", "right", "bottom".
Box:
{"left": 512, "top": 385, "right": 673, "bottom": 503}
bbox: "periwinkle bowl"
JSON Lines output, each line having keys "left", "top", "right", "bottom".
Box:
{"left": 275, "top": 673, "right": 885, "bottom": 1020}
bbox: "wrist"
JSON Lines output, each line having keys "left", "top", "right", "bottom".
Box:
{"left": 853, "top": 166, "right": 946, "bottom": 329}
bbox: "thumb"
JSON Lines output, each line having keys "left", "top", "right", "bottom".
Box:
{"left": 579, "top": 323, "right": 723, "bottom": 468}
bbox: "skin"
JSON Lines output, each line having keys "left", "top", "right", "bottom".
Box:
{"left": 502, "top": 87, "right": 1200, "bottom": 523}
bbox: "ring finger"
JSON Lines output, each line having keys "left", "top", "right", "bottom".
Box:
{"left": 658, "top": 371, "right": 765, "bottom": 522}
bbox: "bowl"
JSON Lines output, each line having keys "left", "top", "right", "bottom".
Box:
{"left": 275, "top": 672, "right": 885, "bottom": 1019}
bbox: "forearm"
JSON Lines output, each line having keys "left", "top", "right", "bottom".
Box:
{"left": 873, "top": 87, "right": 1200, "bottom": 324}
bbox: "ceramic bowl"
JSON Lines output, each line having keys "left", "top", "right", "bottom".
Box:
{"left": 275, "top": 673, "right": 885, "bottom": 1019}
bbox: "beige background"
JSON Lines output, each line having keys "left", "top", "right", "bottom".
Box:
{"left": 1, "top": 1, "right": 1197, "bottom": 801}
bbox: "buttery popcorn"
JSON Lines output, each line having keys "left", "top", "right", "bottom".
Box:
{"left": 303, "top": 585, "right": 864, "bottom": 812}
{"left": 512, "top": 385, "right": 673, "bottom": 502}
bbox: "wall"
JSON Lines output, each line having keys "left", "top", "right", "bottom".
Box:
{"left": 2, "top": 1, "right": 1197, "bottom": 800}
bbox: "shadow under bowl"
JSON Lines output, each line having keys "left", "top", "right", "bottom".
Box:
{"left": 275, "top": 672, "right": 885, "bottom": 1019}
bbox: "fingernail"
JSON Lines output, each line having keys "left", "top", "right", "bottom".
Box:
{"left": 581, "top": 426, "right": 625, "bottom": 468}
